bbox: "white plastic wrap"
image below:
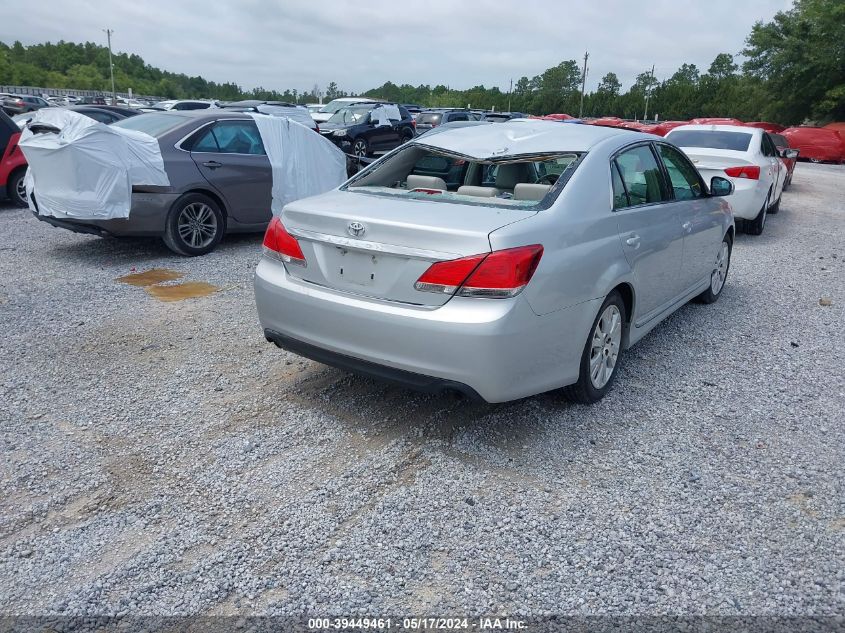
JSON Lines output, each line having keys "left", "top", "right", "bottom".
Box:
{"left": 372, "top": 104, "right": 401, "bottom": 127}
{"left": 19, "top": 109, "right": 169, "bottom": 220}
{"left": 248, "top": 113, "right": 347, "bottom": 216}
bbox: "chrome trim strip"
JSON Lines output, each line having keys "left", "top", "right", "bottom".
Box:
{"left": 287, "top": 228, "right": 458, "bottom": 261}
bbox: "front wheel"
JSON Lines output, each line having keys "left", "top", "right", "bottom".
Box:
{"left": 562, "top": 291, "right": 626, "bottom": 404}
{"left": 695, "top": 237, "right": 731, "bottom": 304}
{"left": 352, "top": 139, "right": 369, "bottom": 158}
{"left": 162, "top": 193, "right": 225, "bottom": 256}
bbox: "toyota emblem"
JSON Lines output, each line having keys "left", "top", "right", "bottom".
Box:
{"left": 347, "top": 221, "right": 366, "bottom": 238}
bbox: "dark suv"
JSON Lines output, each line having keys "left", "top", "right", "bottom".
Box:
{"left": 415, "top": 109, "right": 481, "bottom": 134}
{"left": 319, "top": 103, "right": 415, "bottom": 156}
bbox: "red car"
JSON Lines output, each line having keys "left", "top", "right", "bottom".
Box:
{"left": 782, "top": 126, "right": 845, "bottom": 163}
{"left": 0, "top": 109, "right": 27, "bottom": 207}
{"left": 689, "top": 117, "right": 745, "bottom": 126}
{"left": 768, "top": 133, "right": 799, "bottom": 189}
{"left": 745, "top": 121, "right": 786, "bottom": 134}
{"left": 649, "top": 121, "right": 688, "bottom": 136}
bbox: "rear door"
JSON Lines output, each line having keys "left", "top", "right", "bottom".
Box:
{"left": 188, "top": 119, "right": 272, "bottom": 224}
{"left": 656, "top": 143, "right": 723, "bottom": 291}
{"left": 613, "top": 144, "right": 685, "bottom": 323}
{"left": 761, "top": 132, "right": 783, "bottom": 200}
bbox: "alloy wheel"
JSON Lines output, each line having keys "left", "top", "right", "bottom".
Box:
{"left": 15, "top": 175, "right": 27, "bottom": 203}
{"left": 589, "top": 304, "right": 622, "bottom": 389}
{"left": 353, "top": 141, "right": 367, "bottom": 157}
{"left": 711, "top": 242, "right": 729, "bottom": 295}
{"left": 177, "top": 202, "right": 218, "bottom": 249}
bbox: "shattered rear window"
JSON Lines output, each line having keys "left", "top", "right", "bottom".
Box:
{"left": 343, "top": 144, "right": 582, "bottom": 210}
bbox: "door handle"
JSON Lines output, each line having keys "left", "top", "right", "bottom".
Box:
{"left": 682, "top": 221, "right": 693, "bottom": 233}
{"left": 202, "top": 160, "right": 222, "bottom": 169}
{"left": 625, "top": 234, "right": 641, "bottom": 248}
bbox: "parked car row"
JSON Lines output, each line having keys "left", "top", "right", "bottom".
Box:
{"left": 7, "top": 107, "right": 815, "bottom": 405}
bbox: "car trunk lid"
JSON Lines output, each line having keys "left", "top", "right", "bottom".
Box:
{"left": 680, "top": 148, "right": 755, "bottom": 175}
{"left": 281, "top": 189, "right": 537, "bottom": 306}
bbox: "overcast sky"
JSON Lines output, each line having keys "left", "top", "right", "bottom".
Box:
{"left": 1, "top": 0, "right": 792, "bottom": 95}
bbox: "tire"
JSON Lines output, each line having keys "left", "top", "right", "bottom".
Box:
{"left": 162, "top": 193, "right": 225, "bottom": 256}
{"left": 352, "top": 138, "right": 369, "bottom": 158}
{"left": 8, "top": 168, "right": 28, "bottom": 208}
{"left": 769, "top": 191, "right": 782, "bottom": 215}
{"left": 695, "top": 236, "right": 732, "bottom": 304}
{"left": 562, "top": 291, "right": 626, "bottom": 404}
{"left": 744, "top": 199, "right": 768, "bottom": 236}
{"left": 400, "top": 129, "right": 414, "bottom": 144}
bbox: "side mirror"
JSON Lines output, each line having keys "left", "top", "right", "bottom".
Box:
{"left": 710, "top": 176, "right": 734, "bottom": 197}
{"left": 779, "top": 148, "right": 799, "bottom": 159}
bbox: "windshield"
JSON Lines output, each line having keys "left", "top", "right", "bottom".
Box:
{"left": 111, "top": 112, "right": 189, "bottom": 136}
{"left": 327, "top": 105, "right": 372, "bottom": 125}
{"left": 344, "top": 144, "right": 581, "bottom": 210}
{"left": 668, "top": 130, "right": 752, "bottom": 151}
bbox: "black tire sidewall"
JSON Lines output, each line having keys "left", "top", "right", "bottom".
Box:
{"left": 164, "top": 193, "right": 224, "bottom": 256}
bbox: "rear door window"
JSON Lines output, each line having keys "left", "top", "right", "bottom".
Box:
{"left": 191, "top": 120, "right": 265, "bottom": 155}
{"left": 614, "top": 145, "right": 668, "bottom": 207}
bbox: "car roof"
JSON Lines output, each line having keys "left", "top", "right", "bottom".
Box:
{"left": 413, "top": 119, "right": 644, "bottom": 157}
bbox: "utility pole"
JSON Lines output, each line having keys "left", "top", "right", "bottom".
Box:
{"left": 579, "top": 51, "right": 589, "bottom": 119}
{"left": 507, "top": 78, "right": 513, "bottom": 113}
{"left": 103, "top": 29, "right": 116, "bottom": 105}
{"left": 643, "top": 63, "right": 655, "bottom": 122}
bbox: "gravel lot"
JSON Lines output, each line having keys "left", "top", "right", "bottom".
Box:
{"left": 1, "top": 163, "right": 843, "bottom": 620}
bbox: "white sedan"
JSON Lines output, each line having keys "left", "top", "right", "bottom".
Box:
{"left": 666, "top": 124, "right": 792, "bottom": 235}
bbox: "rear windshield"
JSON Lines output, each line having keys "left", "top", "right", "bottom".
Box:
{"left": 111, "top": 112, "right": 190, "bottom": 136}
{"left": 343, "top": 144, "right": 582, "bottom": 210}
{"left": 417, "top": 113, "right": 443, "bottom": 124}
{"left": 668, "top": 130, "right": 752, "bottom": 151}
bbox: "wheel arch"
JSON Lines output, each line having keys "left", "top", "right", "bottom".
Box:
{"left": 609, "top": 282, "right": 635, "bottom": 348}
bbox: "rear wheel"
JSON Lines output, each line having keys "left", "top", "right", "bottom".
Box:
{"left": 400, "top": 129, "right": 415, "bottom": 144}
{"left": 744, "top": 199, "right": 768, "bottom": 235}
{"left": 695, "top": 237, "right": 731, "bottom": 304}
{"left": 8, "top": 169, "right": 28, "bottom": 208}
{"left": 162, "top": 193, "right": 225, "bottom": 256}
{"left": 562, "top": 291, "right": 625, "bottom": 404}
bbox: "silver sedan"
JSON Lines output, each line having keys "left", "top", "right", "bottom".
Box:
{"left": 254, "top": 121, "right": 735, "bottom": 403}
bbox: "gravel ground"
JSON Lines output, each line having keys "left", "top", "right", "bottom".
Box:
{"left": 0, "top": 163, "right": 843, "bottom": 620}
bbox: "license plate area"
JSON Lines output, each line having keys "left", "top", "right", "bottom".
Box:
{"left": 332, "top": 248, "right": 378, "bottom": 287}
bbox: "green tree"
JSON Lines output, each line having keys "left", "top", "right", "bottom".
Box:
{"left": 744, "top": 0, "right": 845, "bottom": 123}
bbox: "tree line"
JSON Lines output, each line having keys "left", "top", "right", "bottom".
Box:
{"left": 0, "top": 0, "right": 841, "bottom": 125}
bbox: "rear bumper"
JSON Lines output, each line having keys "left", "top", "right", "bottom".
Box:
{"left": 254, "top": 256, "right": 600, "bottom": 403}
{"left": 30, "top": 192, "right": 180, "bottom": 236}
{"left": 264, "top": 329, "right": 484, "bottom": 400}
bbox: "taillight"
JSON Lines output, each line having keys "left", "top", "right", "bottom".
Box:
{"left": 414, "top": 245, "right": 543, "bottom": 299}
{"left": 262, "top": 216, "right": 306, "bottom": 266}
{"left": 724, "top": 165, "right": 760, "bottom": 179}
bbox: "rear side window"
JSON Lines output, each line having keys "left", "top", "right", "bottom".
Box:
{"left": 614, "top": 145, "right": 668, "bottom": 207}
{"left": 761, "top": 133, "right": 777, "bottom": 157}
{"left": 657, "top": 144, "right": 703, "bottom": 200}
{"left": 191, "top": 121, "right": 265, "bottom": 155}
{"left": 668, "top": 130, "right": 752, "bottom": 151}
{"left": 448, "top": 112, "right": 469, "bottom": 122}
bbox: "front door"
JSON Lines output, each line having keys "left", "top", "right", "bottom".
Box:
{"left": 613, "top": 144, "right": 685, "bottom": 324}
{"left": 189, "top": 119, "right": 272, "bottom": 224}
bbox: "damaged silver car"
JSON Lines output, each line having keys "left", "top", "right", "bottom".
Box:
{"left": 254, "top": 120, "right": 736, "bottom": 403}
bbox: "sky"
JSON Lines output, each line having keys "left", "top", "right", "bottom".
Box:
{"left": 0, "top": 0, "right": 793, "bottom": 95}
